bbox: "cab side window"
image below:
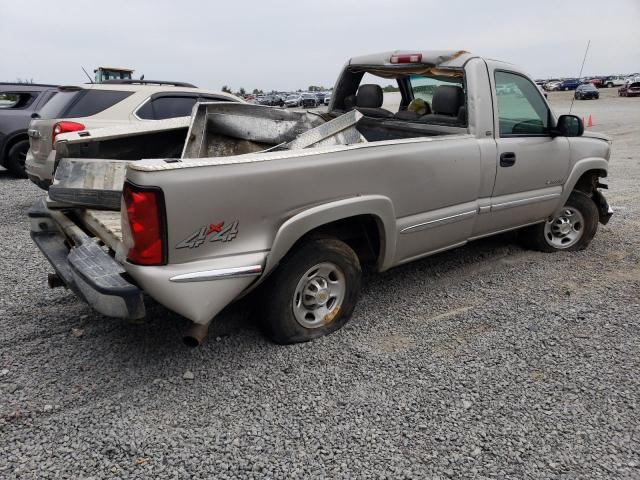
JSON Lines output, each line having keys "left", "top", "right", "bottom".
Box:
{"left": 495, "top": 71, "right": 549, "bottom": 136}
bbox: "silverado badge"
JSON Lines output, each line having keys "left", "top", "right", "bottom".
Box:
{"left": 176, "top": 221, "right": 239, "bottom": 249}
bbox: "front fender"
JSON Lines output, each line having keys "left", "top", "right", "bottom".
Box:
{"left": 558, "top": 157, "right": 609, "bottom": 207}
{"left": 264, "top": 195, "right": 397, "bottom": 275}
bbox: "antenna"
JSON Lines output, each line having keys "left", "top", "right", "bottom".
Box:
{"left": 81, "top": 66, "right": 94, "bottom": 84}
{"left": 569, "top": 40, "right": 590, "bottom": 113}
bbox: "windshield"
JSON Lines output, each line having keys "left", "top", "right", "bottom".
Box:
{"left": 581, "top": 84, "right": 597, "bottom": 91}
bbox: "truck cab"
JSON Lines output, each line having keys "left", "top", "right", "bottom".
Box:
{"left": 94, "top": 67, "right": 134, "bottom": 83}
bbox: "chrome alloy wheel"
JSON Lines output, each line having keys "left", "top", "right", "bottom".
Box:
{"left": 292, "top": 262, "right": 346, "bottom": 329}
{"left": 544, "top": 207, "right": 584, "bottom": 249}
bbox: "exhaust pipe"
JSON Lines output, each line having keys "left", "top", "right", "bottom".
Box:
{"left": 183, "top": 323, "right": 209, "bottom": 348}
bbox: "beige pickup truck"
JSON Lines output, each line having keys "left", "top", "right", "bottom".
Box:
{"left": 30, "top": 50, "right": 613, "bottom": 346}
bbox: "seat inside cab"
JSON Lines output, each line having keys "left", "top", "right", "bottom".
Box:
{"left": 332, "top": 67, "right": 468, "bottom": 141}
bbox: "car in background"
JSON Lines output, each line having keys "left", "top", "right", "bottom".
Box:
{"left": 574, "top": 83, "right": 599, "bottom": 100}
{"left": 25, "top": 80, "right": 239, "bottom": 189}
{"left": 618, "top": 82, "right": 640, "bottom": 97}
{"left": 537, "top": 85, "right": 548, "bottom": 99}
{"left": 284, "top": 94, "right": 302, "bottom": 107}
{"left": 314, "top": 92, "right": 326, "bottom": 105}
{"left": 543, "top": 79, "right": 561, "bottom": 91}
{"left": 257, "top": 95, "right": 284, "bottom": 107}
{"left": 557, "top": 78, "right": 581, "bottom": 91}
{"left": 324, "top": 93, "right": 331, "bottom": 106}
{"left": 0, "top": 83, "right": 58, "bottom": 177}
{"left": 300, "top": 93, "right": 318, "bottom": 108}
{"left": 496, "top": 84, "right": 515, "bottom": 95}
{"left": 588, "top": 77, "right": 604, "bottom": 88}
{"left": 603, "top": 76, "right": 626, "bottom": 88}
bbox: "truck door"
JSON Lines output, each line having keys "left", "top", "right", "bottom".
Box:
{"left": 476, "top": 66, "right": 571, "bottom": 235}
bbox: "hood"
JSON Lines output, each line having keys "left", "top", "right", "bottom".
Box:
{"left": 582, "top": 131, "right": 612, "bottom": 143}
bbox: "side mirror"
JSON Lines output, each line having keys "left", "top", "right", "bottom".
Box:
{"left": 552, "top": 114, "right": 584, "bottom": 137}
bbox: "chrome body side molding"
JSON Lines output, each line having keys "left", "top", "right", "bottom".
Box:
{"left": 491, "top": 192, "right": 560, "bottom": 212}
{"left": 169, "top": 265, "right": 263, "bottom": 283}
{"left": 400, "top": 210, "right": 477, "bottom": 234}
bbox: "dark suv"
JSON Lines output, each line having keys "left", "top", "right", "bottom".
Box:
{"left": 0, "top": 83, "right": 58, "bottom": 177}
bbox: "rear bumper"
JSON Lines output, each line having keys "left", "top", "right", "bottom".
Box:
{"left": 25, "top": 149, "right": 55, "bottom": 189}
{"left": 29, "top": 198, "right": 145, "bottom": 319}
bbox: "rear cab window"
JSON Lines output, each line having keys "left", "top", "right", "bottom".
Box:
{"left": 409, "top": 75, "right": 464, "bottom": 106}
{"left": 333, "top": 65, "right": 468, "bottom": 129}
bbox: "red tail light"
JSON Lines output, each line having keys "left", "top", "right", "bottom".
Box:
{"left": 52, "top": 121, "right": 85, "bottom": 147}
{"left": 122, "top": 182, "right": 166, "bottom": 266}
{"left": 390, "top": 53, "right": 422, "bottom": 64}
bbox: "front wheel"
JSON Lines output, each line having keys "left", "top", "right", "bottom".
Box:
{"left": 520, "top": 191, "right": 599, "bottom": 252}
{"left": 261, "top": 237, "right": 362, "bottom": 344}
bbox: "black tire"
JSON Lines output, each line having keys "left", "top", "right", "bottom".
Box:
{"left": 520, "top": 191, "right": 599, "bottom": 253}
{"left": 261, "top": 237, "right": 362, "bottom": 344}
{"left": 5, "top": 139, "right": 30, "bottom": 178}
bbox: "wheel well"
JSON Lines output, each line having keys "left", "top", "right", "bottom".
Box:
{"left": 297, "top": 215, "right": 382, "bottom": 270}
{"left": 573, "top": 169, "right": 607, "bottom": 195}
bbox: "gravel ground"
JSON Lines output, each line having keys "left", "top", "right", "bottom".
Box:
{"left": 1, "top": 88, "right": 639, "bottom": 479}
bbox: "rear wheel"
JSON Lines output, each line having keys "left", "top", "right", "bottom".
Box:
{"left": 5, "top": 139, "right": 29, "bottom": 178}
{"left": 261, "top": 237, "right": 362, "bottom": 344}
{"left": 520, "top": 191, "right": 599, "bottom": 252}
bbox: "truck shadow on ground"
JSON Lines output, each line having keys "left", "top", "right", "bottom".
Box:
{"left": 93, "top": 229, "right": 526, "bottom": 351}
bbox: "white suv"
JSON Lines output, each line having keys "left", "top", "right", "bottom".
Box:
{"left": 603, "top": 76, "right": 626, "bottom": 88}
{"left": 25, "top": 81, "right": 240, "bottom": 188}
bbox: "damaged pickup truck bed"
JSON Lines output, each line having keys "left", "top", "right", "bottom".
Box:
{"left": 30, "top": 50, "right": 613, "bottom": 346}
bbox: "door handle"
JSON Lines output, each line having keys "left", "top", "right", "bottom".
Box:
{"left": 500, "top": 152, "right": 516, "bottom": 167}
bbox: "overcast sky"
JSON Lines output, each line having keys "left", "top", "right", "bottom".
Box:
{"left": 1, "top": 0, "right": 639, "bottom": 91}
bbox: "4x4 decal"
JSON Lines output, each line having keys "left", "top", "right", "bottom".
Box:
{"left": 176, "top": 221, "right": 239, "bottom": 249}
